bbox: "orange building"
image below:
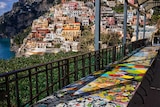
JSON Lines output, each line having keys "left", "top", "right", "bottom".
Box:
{"left": 62, "top": 23, "right": 81, "bottom": 41}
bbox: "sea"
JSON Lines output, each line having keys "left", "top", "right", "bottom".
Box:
{"left": 0, "top": 38, "right": 15, "bottom": 60}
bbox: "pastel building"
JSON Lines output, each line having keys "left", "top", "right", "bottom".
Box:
{"left": 115, "top": 13, "right": 124, "bottom": 24}
{"left": 69, "top": 10, "right": 82, "bottom": 17}
{"left": 82, "top": 18, "right": 90, "bottom": 26}
{"left": 54, "top": 8, "right": 63, "bottom": 18}
{"left": 36, "top": 42, "right": 52, "bottom": 49}
{"left": 32, "top": 18, "right": 49, "bottom": 30}
{"left": 52, "top": 36, "right": 65, "bottom": 44}
{"left": 107, "top": 17, "right": 116, "bottom": 25}
{"left": 128, "top": 0, "right": 134, "bottom": 5}
{"left": 101, "top": 7, "right": 114, "bottom": 17}
{"left": 127, "top": 11, "right": 134, "bottom": 23}
{"left": 48, "top": 24, "right": 55, "bottom": 31}
{"left": 106, "top": 0, "right": 116, "bottom": 7}
{"left": 131, "top": 16, "right": 145, "bottom": 25}
{"left": 62, "top": 23, "right": 81, "bottom": 41}
{"left": 60, "top": 41, "right": 80, "bottom": 52}
{"left": 60, "top": 41, "right": 72, "bottom": 52}
{"left": 71, "top": 42, "right": 80, "bottom": 52}
{"left": 43, "top": 32, "right": 56, "bottom": 41}
{"left": 63, "top": 2, "right": 78, "bottom": 10}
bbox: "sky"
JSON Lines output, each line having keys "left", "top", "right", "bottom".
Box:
{"left": 0, "top": 0, "right": 18, "bottom": 16}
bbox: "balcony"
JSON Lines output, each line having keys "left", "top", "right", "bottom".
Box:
{"left": 1, "top": 39, "right": 159, "bottom": 107}
{"left": 0, "top": 0, "right": 160, "bottom": 106}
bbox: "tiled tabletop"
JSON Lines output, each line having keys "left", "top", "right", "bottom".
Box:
{"left": 33, "top": 46, "right": 159, "bottom": 107}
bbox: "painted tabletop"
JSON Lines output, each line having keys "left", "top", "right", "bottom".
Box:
{"left": 33, "top": 46, "right": 159, "bottom": 107}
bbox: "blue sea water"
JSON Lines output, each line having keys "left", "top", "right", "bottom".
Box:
{"left": 0, "top": 38, "right": 15, "bottom": 60}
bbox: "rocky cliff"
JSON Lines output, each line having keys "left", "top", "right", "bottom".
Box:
{"left": 0, "top": 0, "right": 60, "bottom": 38}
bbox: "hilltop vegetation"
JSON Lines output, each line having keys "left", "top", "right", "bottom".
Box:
{"left": 0, "top": 51, "right": 81, "bottom": 73}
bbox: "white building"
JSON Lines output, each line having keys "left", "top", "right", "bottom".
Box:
{"left": 132, "top": 26, "right": 156, "bottom": 39}
{"left": 43, "top": 33, "right": 56, "bottom": 41}
{"left": 48, "top": 24, "right": 55, "bottom": 32}
{"left": 54, "top": 8, "right": 63, "bottom": 18}
{"left": 36, "top": 42, "right": 52, "bottom": 49}
{"left": 56, "top": 28, "right": 62, "bottom": 36}
{"left": 106, "top": 0, "right": 116, "bottom": 7}
{"left": 82, "top": 18, "right": 90, "bottom": 26}
{"left": 69, "top": 10, "right": 82, "bottom": 18}
{"left": 53, "top": 36, "right": 65, "bottom": 44}
{"left": 60, "top": 41, "right": 72, "bottom": 52}
{"left": 71, "top": 42, "right": 80, "bottom": 52}
{"left": 101, "top": 7, "right": 114, "bottom": 16}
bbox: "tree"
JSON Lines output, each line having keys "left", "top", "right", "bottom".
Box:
{"left": 100, "top": 32, "right": 120, "bottom": 47}
{"left": 156, "top": 18, "right": 160, "bottom": 30}
{"left": 80, "top": 33, "right": 94, "bottom": 51}
{"left": 112, "top": 4, "right": 124, "bottom": 13}
{"left": 13, "top": 27, "right": 31, "bottom": 45}
{"left": 151, "top": 15, "right": 160, "bottom": 25}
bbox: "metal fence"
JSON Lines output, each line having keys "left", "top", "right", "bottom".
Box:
{"left": 0, "top": 39, "right": 148, "bottom": 107}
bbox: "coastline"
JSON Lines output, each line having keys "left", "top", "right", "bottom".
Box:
{"left": 10, "top": 44, "right": 19, "bottom": 53}
{"left": 0, "top": 38, "right": 16, "bottom": 60}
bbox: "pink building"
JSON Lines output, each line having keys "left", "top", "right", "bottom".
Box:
{"left": 69, "top": 2, "right": 78, "bottom": 10}
{"left": 63, "top": 2, "right": 78, "bottom": 10}
{"left": 107, "top": 17, "right": 116, "bottom": 25}
{"left": 131, "top": 16, "right": 143, "bottom": 25}
{"left": 32, "top": 28, "right": 50, "bottom": 39}
{"left": 128, "top": 0, "right": 134, "bottom": 5}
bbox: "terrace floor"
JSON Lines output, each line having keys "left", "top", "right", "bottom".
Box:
{"left": 33, "top": 46, "right": 160, "bottom": 107}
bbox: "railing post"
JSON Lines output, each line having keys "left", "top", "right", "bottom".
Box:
{"left": 15, "top": 73, "right": 20, "bottom": 107}
{"left": 123, "top": 44, "right": 126, "bottom": 57}
{"left": 50, "top": 63, "right": 53, "bottom": 94}
{"left": 101, "top": 49, "right": 104, "bottom": 69}
{"left": 112, "top": 46, "right": 116, "bottom": 62}
{"left": 58, "top": 61, "right": 61, "bottom": 89}
{"left": 65, "top": 59, "right": 70, "bottom": 85}
{"left": 143, "top": 14, "right": 146, "bottom": 39}
{"left": 108, "top": 48, "right": 111, "bottom": 63}
{"left": 28, "top": 69, "right": 33, "bottom": 104}
{"left": 74, "top": 57, "right": 78, "bottom": 81}
{"left": 106, "top": 48, "right": 108, "bottom": 65}
{"left": 82, "top": 55, "right": 85, "bottom": 77}
{"left": 45, "top": 65, "right": 49, "bottom": 96}
{"left": 5, "top": 75, "right": 11, "bottom": 107}
{"left": 95, "top": 51, "right": 100, "bottom": 71}
{"left": 35, "top": 67, "right": 39, "bottom": 101}
{"left": 88, "top": 53, "right": 92, "bottom": 74}
{"left": 61, "top": 60, "right": 65, "bottom": 87}
{"left": 131, "top": 42, "right": 134, "bottom": 51}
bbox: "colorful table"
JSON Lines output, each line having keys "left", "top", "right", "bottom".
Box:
{"left": 34, "top": 46, "right": 159, "bottom": 107}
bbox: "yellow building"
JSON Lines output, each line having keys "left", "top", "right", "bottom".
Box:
{"left": 62, "top": 23, "right": 81, "bottom": 41}
{"left": 32, "top": 18, "right": 49, "bottom": 29}
{"left": 63, "top": 23, "right": 80, "bottom": 30}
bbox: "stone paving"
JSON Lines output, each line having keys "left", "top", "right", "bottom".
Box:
{"left": 33, "top": 46, "right": 159, "bottom": 107}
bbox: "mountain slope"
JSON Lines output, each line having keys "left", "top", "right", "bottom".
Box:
{"left": 0, "top": 0, "right": 60, "bottom": 38}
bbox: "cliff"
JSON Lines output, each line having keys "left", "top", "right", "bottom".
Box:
{"left": 0, "top": 0, "right": 60, "bottom": 38}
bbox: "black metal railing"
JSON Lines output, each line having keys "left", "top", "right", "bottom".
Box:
{"left": 0, "top": 39, "right": 148, "bottom": 107}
